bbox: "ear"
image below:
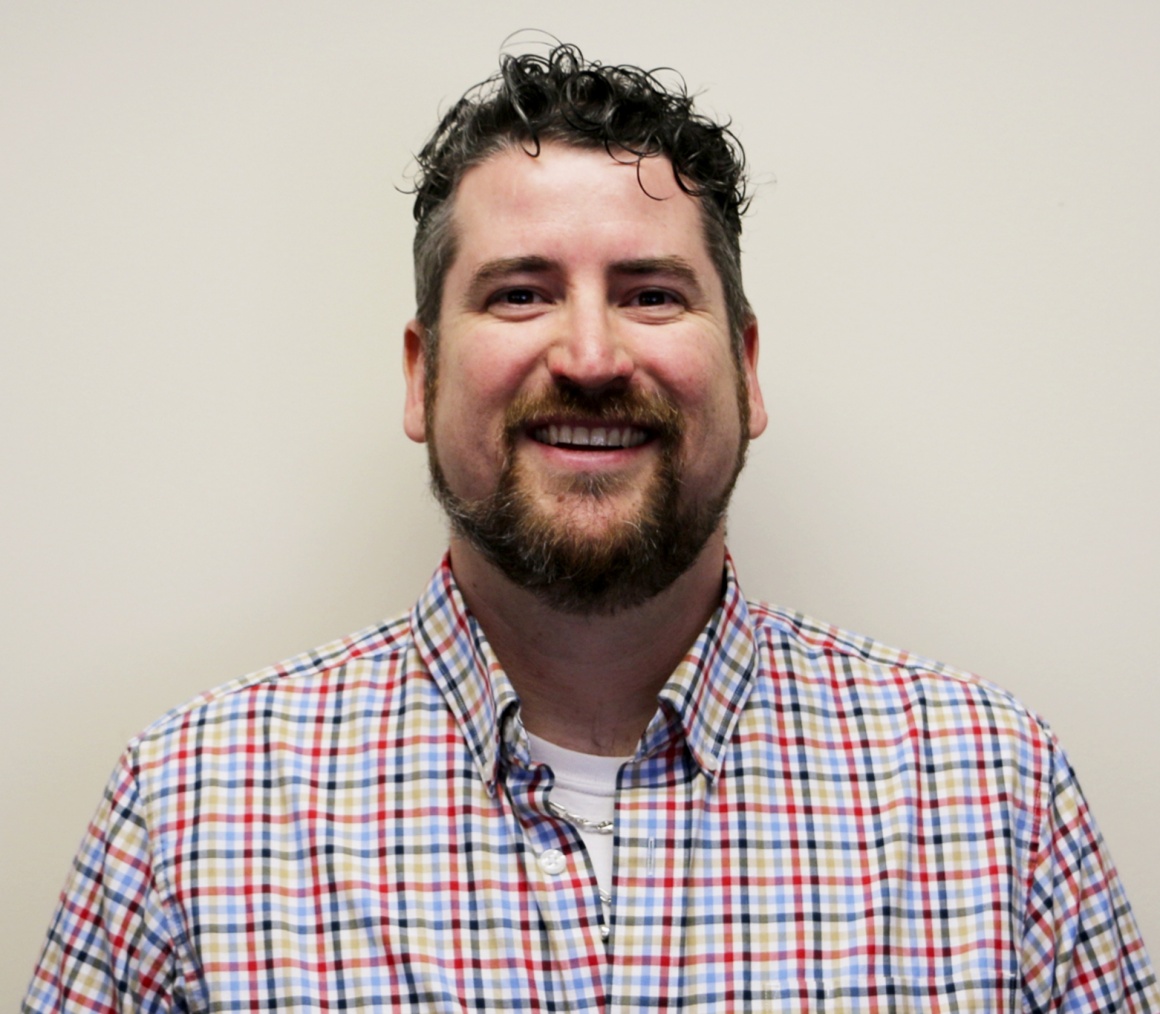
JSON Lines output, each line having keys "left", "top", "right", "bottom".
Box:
{"left": 403, "top": 318, "right": 429, "bottom": 443}
{"left": 741, "top": 317, "right": 768, "bottom": 439}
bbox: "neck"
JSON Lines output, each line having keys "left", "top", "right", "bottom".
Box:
{"left": 448, "top": 530, "right": 727, "bottom": 757}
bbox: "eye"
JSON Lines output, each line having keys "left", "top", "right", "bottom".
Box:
{"left": 624, "top": 288, "right": 686, "bottom": 319}
{"left": 491, "top": 288, "right": 543, "bottom": 306}
{"left": 632, "top": 289, "right": 678, "bottom": 307}
{"left": 485, "top": 287, "right": 554, "bottom": 318}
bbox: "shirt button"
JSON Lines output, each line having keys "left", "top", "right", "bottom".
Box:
{"left": 537, "top": 848, "right": 567, "bottom": 876}
{"left": 601, "top": 923, "right": 611, "bottom": 941}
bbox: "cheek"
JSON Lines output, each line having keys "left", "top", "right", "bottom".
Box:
{"left": 428, "top": 354, "right": 517, "bottom": 495}
{"left": 670, "top": 359, "right": 747, "bottom": 461}
{"left": 653, "top": 342, "right": 740, "bottom": 420}
{"left": 442, "top": 325, "right": 543, "bottom": 396}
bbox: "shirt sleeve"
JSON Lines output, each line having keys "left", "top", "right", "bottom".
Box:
{"left": 1020, "top": 733, "right": 1159, "bottom": 1013}
{"left": 22, "top": 751, "right": 202, "bottom": 1014}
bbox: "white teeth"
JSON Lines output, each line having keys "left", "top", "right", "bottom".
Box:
{"left": 533, "top": 425, "right": 648, "bottom": 449}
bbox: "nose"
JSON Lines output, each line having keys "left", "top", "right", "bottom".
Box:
{"left": 545, "top": 297, "right": 634, "bottom": 393}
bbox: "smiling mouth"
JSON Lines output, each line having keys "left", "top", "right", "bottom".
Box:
{"left": 531, "top": 423, "right": 650, "bottom": 449}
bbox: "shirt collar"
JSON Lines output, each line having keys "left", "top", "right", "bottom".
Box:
{"left": 410, "top": 555, "right": 519, "bottom": 795}
{"left": 647, "top": 551, "right": 759, "bottom": 779}
{"left": 410, "top": 551, "right": 759, "bottom": 791}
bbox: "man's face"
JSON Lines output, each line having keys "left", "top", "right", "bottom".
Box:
{"left": 404, "top": 142, "right": 766, "bottom": 612}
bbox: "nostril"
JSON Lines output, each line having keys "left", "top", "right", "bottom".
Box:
{"left": 552, "top": 374, "right": 632, "bottom": 399}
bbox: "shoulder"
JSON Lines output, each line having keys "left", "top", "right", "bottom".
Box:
{"left": 744, "top": 599, "right": 1057, "bottom": 763}
{"left": 126, "top": 610, "right": 419, "bottom": 761}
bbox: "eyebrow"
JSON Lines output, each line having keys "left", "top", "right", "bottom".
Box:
{"left": 464, "top": 256, "right": 556, "bottom": 307}
{"left": 464, "top": 254, "right": 706, "bottom": 305}
{"left": 611, "top": 257, "right": 704, "bottom": 298}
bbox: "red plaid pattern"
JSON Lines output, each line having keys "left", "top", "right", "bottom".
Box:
{"left": 24, "top": 554, "right": 1158, "bottom": 1011}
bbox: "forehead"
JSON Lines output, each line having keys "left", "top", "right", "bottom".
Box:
{"left": 446, "top": 142, "right": 717, "bottom": 280}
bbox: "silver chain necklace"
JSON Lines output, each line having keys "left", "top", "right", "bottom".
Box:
{"left": 547, "top": 800, "right": 614, "bottom": 835}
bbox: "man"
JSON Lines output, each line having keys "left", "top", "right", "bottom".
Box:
{"left": 24, "top": 43, "right": 1157, "bottom": 1012}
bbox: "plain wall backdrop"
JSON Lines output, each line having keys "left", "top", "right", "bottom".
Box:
{"left": 3, "top": 1, "right": 1157, "bottom": 1004}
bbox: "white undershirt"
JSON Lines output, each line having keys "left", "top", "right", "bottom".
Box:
{"left": 526, "top": 733, "right": 629, "bottom": 896}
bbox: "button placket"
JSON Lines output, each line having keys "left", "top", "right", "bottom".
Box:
{"left": 506, "top": 753, "right": 610, "bottom": 1005}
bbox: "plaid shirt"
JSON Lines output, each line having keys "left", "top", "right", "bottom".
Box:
{"left": 25, "top": 554, "right": 1157, "bottom": 1012}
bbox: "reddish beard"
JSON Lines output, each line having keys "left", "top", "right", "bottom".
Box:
{"left": 428, "top": 384, "right": 747, "bottom": 614}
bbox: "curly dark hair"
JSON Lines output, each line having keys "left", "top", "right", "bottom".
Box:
{"left": 410, "top": 42, "right": 753, "bottom": 357}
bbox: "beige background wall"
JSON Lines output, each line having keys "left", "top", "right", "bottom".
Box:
{"left": 3, "top": 1, "right": 1157, "bottom": 1004}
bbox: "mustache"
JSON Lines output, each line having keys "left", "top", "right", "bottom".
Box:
{"left": 502, "top": 386, "right": 684, "bottom": 442}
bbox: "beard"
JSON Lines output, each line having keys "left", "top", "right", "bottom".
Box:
{"left": 427, "top": 384, "right": 748, "bottom": 615}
